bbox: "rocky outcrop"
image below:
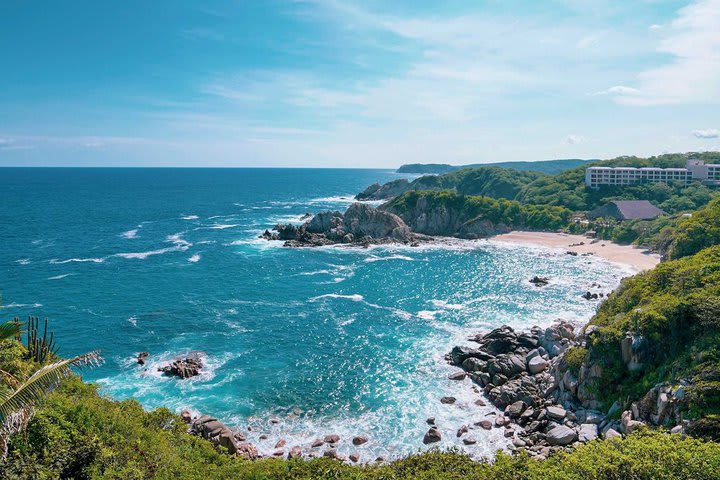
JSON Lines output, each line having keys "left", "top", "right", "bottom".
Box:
{"left": 158, "top": 353, "right": 203, "bottom": 379}
{"left": 355, "top": 179, "right": 411, "bottom": 200}
{"left": 263, "top": 203, "right": 424, "bottom": 247}
{"left": 384, "top": 195, "right": 511, "bottom": 239}
{"left": 190, "top": 414, "right": 247, "bottom": 456}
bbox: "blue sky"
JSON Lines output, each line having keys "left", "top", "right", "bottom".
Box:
{"left": 1, "top": 0, "right": 719, "bottom": 167}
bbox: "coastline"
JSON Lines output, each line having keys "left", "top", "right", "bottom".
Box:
{"left": 489, "top": 231, "right": 661, "bottom": 272}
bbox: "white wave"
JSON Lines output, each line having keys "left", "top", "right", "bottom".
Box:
{"left": 181, "top": 215, "right": 199, "bottom": 220}
{"left": 166, "top": 233, "right": 191, "bottom": 247}
{"left": 0, "top": 302, "right": 43, "bottom": 309}
{"left": 115, "top": 245, "right": 188, "bottom": 260}
{"left": 15, "top": 258, "right": 31, "bottom": 265}
{"left": 196, "top": 240, "right": 215, "bottom": 245}
{"left": 127, "top": 315, "right": 138, "bottom": 327}
{"left": 121, "top": 229, "right": 139, "bottom": 239}
{"left": 209, "top": 224, "right": 239, "bottom": 230}
{"left": 310, "top": 293, "right": 364, "bottom": 302}
{"left": 364, "top": 254, "right": 414, "bottom": 263}
{"left": 429, "top": 299, "right": 465, "bottom": 310}
{"left": 308, "top": 195, "right": 356, "bottom": 204}
{"left": 188, "top": 254, "right": 201, "bottom": 263}
{"left": 48, "top": 273, "right": 74, "bottom": 280}
{"left": 417, "top": 310, "right": 440, "bottom": 320}
{"left": 50, "top": 257, "right": 106, "bottom": 264}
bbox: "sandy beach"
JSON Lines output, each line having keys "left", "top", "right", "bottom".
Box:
{"left": 491, "top": 231, "right": 661, "bottom": 272}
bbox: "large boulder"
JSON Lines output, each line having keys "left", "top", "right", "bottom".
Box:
{"left": 190, "top": 415, "right": 240, "bottom": 455}
{"left": 343, "top": 203, "right": 411, "bottom": 240}
{"left": 306, "top": 211, "right": 344, "bottom": 234}
{"left": 475, "top": 326, "right": 519, "bottom": 355}
{"left": 546, "top": 425, "right": 578, "bottom": 446}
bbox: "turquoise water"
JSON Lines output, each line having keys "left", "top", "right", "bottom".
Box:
{"left": 0, "top": 168, "right": 630, "bottom": 459}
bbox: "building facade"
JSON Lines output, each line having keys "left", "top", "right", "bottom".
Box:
{"left": 585, "top": 160, "right": 720, "bottom": 188}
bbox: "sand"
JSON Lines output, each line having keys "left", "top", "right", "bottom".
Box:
{"left": 490, "top": 231, "right": 661, "bottom": 272}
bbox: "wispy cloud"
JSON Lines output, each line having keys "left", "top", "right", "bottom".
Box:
{"left": 693, "top": 128, "right": 719, "bottom": 138}
{"left": 598, "top": 0, "right": 720, "bottom": 106}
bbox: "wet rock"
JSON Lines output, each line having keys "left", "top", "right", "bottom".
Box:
{"left": 275, "top": 439, "right": 286, "bottom": 448}
{"left": 352, "top": 435, "right": 369, "bottom": 446}
{"left": 474, "top": 326, "right": 519, "bottom": 355}
{"left": 272, "top": 450, "right": 284, "bottom": 457}
{"left": 349, "top": 453, "right": 361, "bottom": 463}
{"left": 137, "top": 352, "right": 149, "bottom": 365}
{"left": 495, "top": 416, "right": 507, "bottom": 427}
{"left": 529, "top": 276, "right": 550, "bottom": 287}
{"left": 448, "top": 371, "right": 467, "bottom": 381}
{"left": 426, "top": 417, "right": 435, "bottom": 425}
{"left": 476, "top": 420, "right": 493, "bottom": 430}
{"left": 462, "top": 357, "right": 487, "bottom": 372}
{"left": 505, "top": 401, "right": 526, "bottom": 418}
{"left": 324, "top": 434, "right": 340, "bottom": 444}
{"left": 288, "top": 446, "right": 302, "bottom": 459}
{"left": 423, "top": 427, "right": 442, "bottom": 444}
{"left": 440, "top": 396, "right": 456, "bottom": 404}
{"left": 475, "top": 398, "right": 486, "bottom": 407}
{"left": 323, "top": 448, "right": 340, "bottom": 459}
{"left": 311, "top": 439, "right": 324, "bottom": 448}
{"left": 463, "top": 436, "right": 477, "bottom": 445}
{"left": 181, "top": 410, "right": 192, "bottom": 424}
{"left": 158, "top": 354, "right": 203, "bottom": 379}
{"left": 456, "top": 425, "right": 468, "bottom": 437}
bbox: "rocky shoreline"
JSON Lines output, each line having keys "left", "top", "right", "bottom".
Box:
{"left": 444, "top": 320, "right": 688, "bottom": 459}
{"left": 260, "top": 202, "right": 432, "bottom": 248}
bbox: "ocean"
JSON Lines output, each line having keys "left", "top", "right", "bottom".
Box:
{"left": 0, "top": 168, "right": 630, "bottom": 459}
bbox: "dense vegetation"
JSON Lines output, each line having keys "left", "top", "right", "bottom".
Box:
{"left": 385, "top": 190, "right": 572, "bottom": 233}
{"left": 397, "top": 159, "right": 591, "bottom": 175}
{"left": 584, "top": 245, "right": 720, "bottom": 437}
{"left": 2, "top": 372, "right": 720, "bottom": 479}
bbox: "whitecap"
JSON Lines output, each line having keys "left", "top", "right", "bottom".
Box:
{"left": 209, "top": 224, "right": 239, "bottom": 230}
{"left": 309, "top": 293, "right": 364, "bottom": 302}
{"left": 429, "top": 299, "right": 465, "bottom": 310}
{"left": 15, "top": 258, "right": 31, "bottom": 265}
{"left": 48, "top": 273, "right": 74, "bottom": 280}
{"left": 0, "top": 302, "right": 43, "bottom": 309}
{"left": 50, "top": 257, "right": 106, "bottom": 264}
{"left": 127, "top": 315, "right": 138, "bottom": 327}
{"left": 166, "top": 233, "right": 191, "bottom": 247}
{"left": 188, "top": 254, "right": 201, "bottom": 263}
{"left": 417, "top": 310, "right": 440, "bottom": 320}
{"left": 121, "top": 229, "right": 139, "bottom": 239}
{"left": 115, "top": 245, "right": 188, "bottom": 260}
{"left": 181, "top": 215, "right": 199, "bottom": 220}
{"left": 364, "top": 254, "right": 414, "bottom": 263}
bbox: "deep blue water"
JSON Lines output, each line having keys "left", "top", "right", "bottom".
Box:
{"left": 0, "top": 168, "right": 629, "bottom": 459}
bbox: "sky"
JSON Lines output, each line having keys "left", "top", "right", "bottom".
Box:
{"left": 0, "top": 0, "right": 719, "bottom": 167}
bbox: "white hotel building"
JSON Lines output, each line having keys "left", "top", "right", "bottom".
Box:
{"left": 585, "top": 160, "right": 720, "bottom": 188}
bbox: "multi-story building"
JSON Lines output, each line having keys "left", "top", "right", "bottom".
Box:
{"left": 585, "top": 159, "right": 720, "bottom": 188}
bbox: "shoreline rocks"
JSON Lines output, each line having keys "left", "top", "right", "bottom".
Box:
{"left": 158, "top": 353, "right": 203, "bottom": 379}
{"left": 262, "top": 202, "right": 430, "bottom": 248}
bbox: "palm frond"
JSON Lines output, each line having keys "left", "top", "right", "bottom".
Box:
{"left": 0, "top": 320, "right": 23, "bottom": 342}
{"left": 0, "top": 351, "right": 102, "bottom": 422}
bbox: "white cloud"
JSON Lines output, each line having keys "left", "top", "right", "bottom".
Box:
{"left": 600, "top": 0, "right": 720, "bottom": 106}
{"left": 693, "top": 128, "right": 720, "bottom": 138}
{"left": 565, "top": 134, "right": 585, "bottom": 145}
{"left": 593, "top": 85, "right": 641, "bottom": 96}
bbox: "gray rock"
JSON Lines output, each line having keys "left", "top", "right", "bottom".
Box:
{"left": 505, "top": 401, "right": 526, "bottom": 418}
{"left": 476, "top": 420, "right": 493, "bottom": 430}
{"left": 546, "top": 425, "right": 578, "bottom": 446}
{"left": 546, "top": 406, "right": 567, "bottom": 421}
{"left": 440, "top": 396, "right": 456, "bottom": 404}
{"left": 462, "top": 357, "right": 487, "bottom": 372}
{"left": 605, "top": 428, "right": 621, "bottom": 439}
{"left": 448, "top": 371, "right": 467, "bottom": 381}
{"left": 528, "top": 356, "right": 548, "bottom": 374}
{"left": 578, "top": 423, "right": 598, "bottom": 442}
{"left": 352, "top": 435, "right": 369, "bottom": 445}
{"left": 463, "top": 436, "right": 477, "bottom": 445}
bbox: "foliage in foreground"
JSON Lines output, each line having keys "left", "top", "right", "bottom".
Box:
{"left": 1, "top": 374, "right": 719, "bottom": 479}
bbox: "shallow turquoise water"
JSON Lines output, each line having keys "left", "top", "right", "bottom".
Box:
{"left": 0, "top": 168, "right": 630, "bottom": 459}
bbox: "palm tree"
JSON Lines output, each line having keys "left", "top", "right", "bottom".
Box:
{"left": 0, "top": 320, "right": 101, "bottom": 457}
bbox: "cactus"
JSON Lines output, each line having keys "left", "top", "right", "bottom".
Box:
{"left": 24, "top": 316, "right": 57, "bottom": 364}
